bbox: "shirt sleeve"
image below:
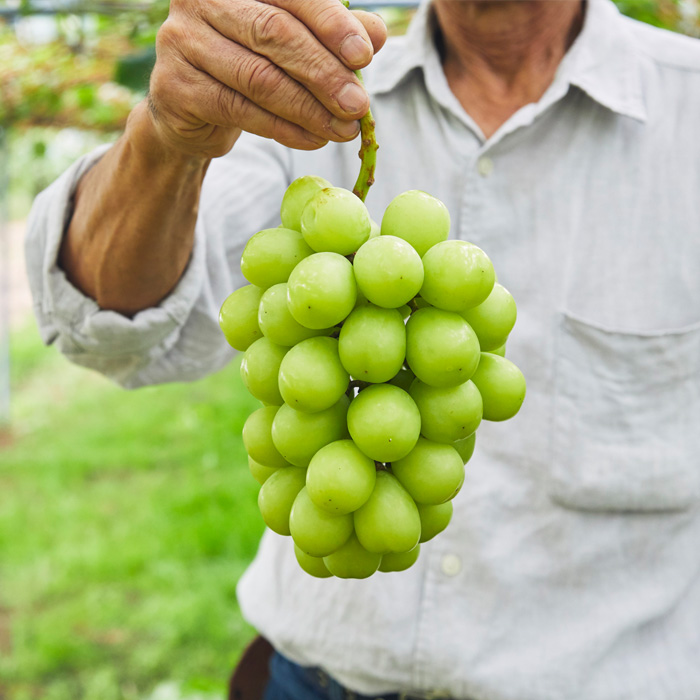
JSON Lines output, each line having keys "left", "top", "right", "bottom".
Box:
{"left": 24, "top": 133, "right": 292, "bottom": 389}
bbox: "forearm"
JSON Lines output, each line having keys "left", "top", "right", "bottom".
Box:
{"left": 59, "top": 101, "right": 216, "bottom": 316}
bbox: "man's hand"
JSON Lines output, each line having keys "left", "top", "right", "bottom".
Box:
{"left": 60, "top": 0, "right": 386, "bottom": 316}
{"left": 148, "top": 0, "right": 388, "bottom": 159}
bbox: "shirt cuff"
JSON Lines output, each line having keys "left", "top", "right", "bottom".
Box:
{"left": 25, "top": 145, "right": 209, "bottom": 387}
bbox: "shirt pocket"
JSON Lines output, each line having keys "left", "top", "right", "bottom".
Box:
{"left": 548, "top": 312, "right": 700, "bottom": 513}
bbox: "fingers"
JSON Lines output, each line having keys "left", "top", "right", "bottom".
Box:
{"left": 197, "top": 34, "right": 361, "bottom": 142}
{"left": 163, "top": 19, "right": 361, "bottom": 143}
{"left": 150, "top": 0, "right": 386, "bottom": 156}
{"left": 203, "top": 0, "right": 371, "bottom": 120}
{"left": 152, "top": 59, "right": 330, "bottom": 152}
{"left": 266, "top": 0, "right": 375, "bottom": 68}
{"left": 351, "top": 10, "right": 388, "bottom": 55}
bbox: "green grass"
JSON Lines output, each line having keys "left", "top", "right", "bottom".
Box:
{"left": 0, "top": 320, "right": 264, "bottom": 700}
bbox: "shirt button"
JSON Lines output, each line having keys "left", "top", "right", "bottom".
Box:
{"left": 441, "top": 554, "right": 461, "bottom": 577}
{"left": 477, "top": 156, "right": 494, "bottom": 177}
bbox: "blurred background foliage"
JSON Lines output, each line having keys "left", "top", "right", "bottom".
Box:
{"left": 0, "top": 333, "right": 263, "bottom": 700}
{"left": 0, "top": 1, "right": 699, "bottom": 700}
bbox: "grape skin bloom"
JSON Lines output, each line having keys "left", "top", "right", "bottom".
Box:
{"left": 353, "top": 236, "right": 424, "bottom": 309}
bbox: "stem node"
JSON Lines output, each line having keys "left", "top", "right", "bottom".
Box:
{"left": 351, "top": 74, "right": 377, "bottom": 202}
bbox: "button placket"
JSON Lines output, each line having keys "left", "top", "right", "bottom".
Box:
{"left": 459, "top": 152, "right": 492, "bottom": 247}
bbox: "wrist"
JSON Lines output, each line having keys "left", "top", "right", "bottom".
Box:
{"left": 125, "top": 99, "right": 212, "bottom": 174}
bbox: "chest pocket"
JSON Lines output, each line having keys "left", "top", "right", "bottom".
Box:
{"left": 548, "top": 313, "right": 700, "bottom": 513}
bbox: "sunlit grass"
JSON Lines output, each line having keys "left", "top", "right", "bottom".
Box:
{"left": 0, "top": 320, "right": 263, "bottom": 700}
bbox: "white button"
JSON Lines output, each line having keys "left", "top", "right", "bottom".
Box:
{"left": 441, "top": 554, "right": 461, "bottom": 577}
{"left": 477, "top": 156, "right": 494, "bottom": 177}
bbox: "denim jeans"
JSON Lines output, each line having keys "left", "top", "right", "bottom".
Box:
{"left": 263, "top": 652, "right": 337, "bottom": 700}
{"left": 263, "top": 651, "right": 394, "bottom": 700}
{"left": 263, "top": 651, "right": 456, "bottom": 700}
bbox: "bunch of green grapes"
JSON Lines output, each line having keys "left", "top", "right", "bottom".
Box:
{"left": 218, "top": 176, "right": 526, "bottom": 579}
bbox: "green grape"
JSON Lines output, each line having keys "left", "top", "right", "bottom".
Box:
{"left": 460, "top": 283, "right": 517, "bottom": 351}
{"left": 218, "top": 285, "right": 264, "bottom": 351}
{"left": 271, "top": 396, "right": 349, "bottom": 467}
{"left": 410, "top": 378, "right": 483, "bottom": 443}
{"left": 379, "top": 544, "right": 420, "bottom": 573}
{"left": 323, "top": 532, "right": 382, "bottom": 579}
{"left": 240, "top": 337, "right": 288, "bottom": 405}
{"left": 488, "top": 343, "right": 506, "bottom": 357}
{"left": 453, "top": 432, "right": 476, "bottom": 464}
{"left": 406, "top": 307, "right": 481, "bottom": 387}
{"left": 257, "top": 467, "right": 307, "bottom": 536}
{"left": 289, "top": 487, "right": 354, "bottom": 557}
{"left": 420, "top": 240, "right": 495, "bottom": 311}
{"left": 287, "top": 252, "right": 357, "bottom": 329}
{"left": 248, "top": 457, "right": 282, "bottom": 486}
{"left": 338, "top": 305, "right": 406, "bottom": 383}
{"left": 306, "top": 440, "right": 376, "bottom": 514}
{"left": 417, "top": 501, "right": 453, "bottom": 543}
{"left": 354, "top": 471, "right": 421, "bottom": 554}
{"left": 398, "top": 304, "right": 411, "bottom": 320}
{"left": 241, "top": 228, "right": 314, "bottom": 289}
{"left": 294, "top": 544, "right": 333, "bottom": 578}
{"left": 353, "top": 236, "right": 424, "bottom": 309}
{"left": 347, "top": 384, "right": 421, "bottom": 462}
{"left": 258, "top": 283, "right": 331, "bottom": 346}
{"left": 388, "top": 367, "right": 416, "bottom": 393}
{"left": 392, "top": 437, "right": 465, "bottom": 505}
{"left": 380, "top": 190, "right": 450, "bottom": 256}
{"left": 278, "top": 337, "right": 349, "bottom": 413}
{"left": 470, "top": 353, "right": 526, "bottom": 421}
{"left": 369, "top": 219, "right": 381, "bottom": 238}
{"left": 242, "top": 406, "right": 289, "bottom": 468}
{"left": 300, "top": 187, "right": 371, "bottom": 255}
{"left": 280, "top": 175, "right": 332, "bottom": 231}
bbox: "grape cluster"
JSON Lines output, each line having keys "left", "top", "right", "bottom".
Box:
{"left": 219, "top": 176, "right": 526, "bottom": 579}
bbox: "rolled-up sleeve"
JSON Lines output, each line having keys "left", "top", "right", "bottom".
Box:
{"left": 25, "top": 133, "right": 292, "bottom": 388}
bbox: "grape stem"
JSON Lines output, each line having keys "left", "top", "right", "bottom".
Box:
{"left": 352, "top": 71, "right": 378, "bottom": 203}
{"left": 341, "top": 0, "right": 378, "bottom": 203}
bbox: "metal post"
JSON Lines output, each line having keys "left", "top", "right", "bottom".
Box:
{"left": 0, "top": 126, "right": 10, "bottom": 427}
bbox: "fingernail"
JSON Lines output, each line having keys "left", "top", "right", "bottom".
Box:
{"left": 340, "top": 34, "right": 371, "bottom": 65}
{"left": 330, "top": 117, "right": 361, "bottom": 139}
{"left": 337, "top": 82, "right": 368, "bottom": 114}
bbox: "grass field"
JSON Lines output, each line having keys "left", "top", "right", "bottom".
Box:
{"left": 0, "top": 319, "right": 264, "bottom": 700}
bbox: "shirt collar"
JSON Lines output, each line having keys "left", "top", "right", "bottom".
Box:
{"left": 370, "top": 0, "right": 647, "bottom": 123}
{"left": 368, "top": 0, "right": 433, "bottom": 95}
{"left": 557, "top": 0, "right": 647, "bottom": 122}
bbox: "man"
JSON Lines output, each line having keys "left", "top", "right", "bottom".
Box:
{"left": 26, "top": 0, "right": 700, "bottom": 698}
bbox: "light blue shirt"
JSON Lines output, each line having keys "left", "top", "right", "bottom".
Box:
{"left": 26, "top": 0, "right": 700, "bottom": 697}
